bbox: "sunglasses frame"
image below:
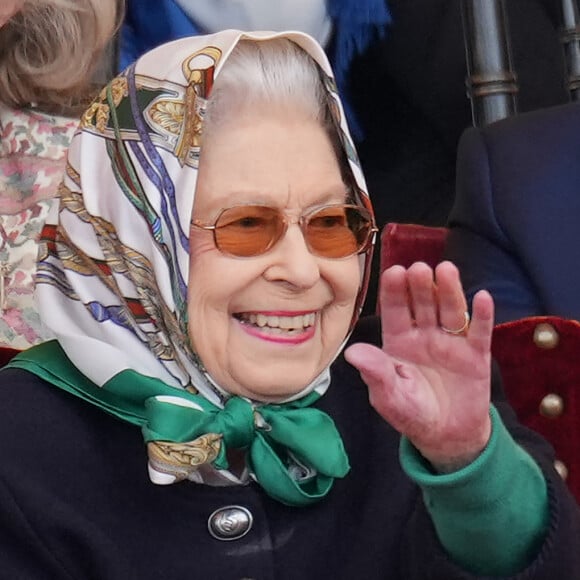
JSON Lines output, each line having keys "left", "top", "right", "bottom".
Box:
{"left": 190, "top": 202, "right": 378, "bottom": 259}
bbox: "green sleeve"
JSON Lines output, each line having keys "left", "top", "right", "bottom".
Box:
{"left": 400, "top": 405, "right": 549, "bottom": 576}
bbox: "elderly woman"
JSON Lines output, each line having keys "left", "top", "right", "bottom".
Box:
{"left": 0, "top": 30, "right": 578, "bottom": 578}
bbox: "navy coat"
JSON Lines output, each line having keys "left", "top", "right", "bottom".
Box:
{"left": 446, "top": 102, "right": 580, "bottom": 323}
{"left": 0, "top": 317, "right": 579, "bottom": 579}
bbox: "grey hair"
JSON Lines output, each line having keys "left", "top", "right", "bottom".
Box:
{"left": 204, "top": 38, "right": 351, "bottom": 185}
{"left": 205, "top": 38, "right": 329, "bottom": 128}
{"left": 0, "top": 0, "right": 123, "bottom": 114}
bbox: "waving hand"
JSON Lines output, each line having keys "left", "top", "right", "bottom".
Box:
{"left": 345, "top": 261, "right": 495, "bottom": 472}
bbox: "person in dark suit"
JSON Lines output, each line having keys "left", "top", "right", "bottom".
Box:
{"left": 445, "top": 101, "right": 580, "bottom": 323}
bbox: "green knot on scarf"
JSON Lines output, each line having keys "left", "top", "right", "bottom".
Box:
{"left": 6, "top": 340, "right": 350, "bottom": 507}
{"left": 144, "top": 393, "right": 350, "bottom": 505}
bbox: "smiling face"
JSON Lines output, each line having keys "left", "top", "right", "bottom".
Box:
{"left": 187, "top": 106, "right": 361, "bottom": 401}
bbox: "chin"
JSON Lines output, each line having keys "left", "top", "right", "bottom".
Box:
{"left": 238, "top": 381, "right": 311, "bottom": 403}
{"left": 228, "top": 366, "right": 322, "bottom": 402}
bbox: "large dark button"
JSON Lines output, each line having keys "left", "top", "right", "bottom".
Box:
{"left": 208, "top": 506, "right": 253, "bottom": 541}
{"left": 533, "top": 323, "right": 559, "bottom": 349}
{"left": 539, "top": 393, "right": 565, "bottom": 418}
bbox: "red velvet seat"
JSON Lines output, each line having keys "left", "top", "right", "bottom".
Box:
{"left": 377, "top": 223, "right": 449, "bottom": 315}
{"left": 0, "top": 346, "right": 19, "bottom": 367}
{"left": 379, "top": 222, "right": 580, "bottom": 502}
{"left": 379, "top": 223, "right": 449, "bottom": 272}
{"left": 492, "top": 317, "right": 580, "bottom": 499}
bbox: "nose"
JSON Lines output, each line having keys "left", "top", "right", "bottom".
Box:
{"left": 263, "top": 222, "right": 320, "bottom": 289}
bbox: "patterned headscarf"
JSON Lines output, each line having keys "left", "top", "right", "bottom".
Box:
{"left": 11, "top": 31, "right": 375, "bottom": 506}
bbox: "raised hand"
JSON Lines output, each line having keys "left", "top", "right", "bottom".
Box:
{"left": 345, "top": 261, "right": 495, "bottom": 472}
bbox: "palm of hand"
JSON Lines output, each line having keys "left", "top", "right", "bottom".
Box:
{"left": 345, "top": 262, "right": 494, "bottom": 470}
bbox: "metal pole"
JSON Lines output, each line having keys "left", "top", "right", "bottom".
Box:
{"left": 461, "top": 0, "right": 518, "bottom": 126}
{"left": 561, "top": 0, "right": 580, "bottom": 101}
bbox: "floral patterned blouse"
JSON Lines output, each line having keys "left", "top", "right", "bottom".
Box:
{"left": 0, "top": 104, "right": 78, "bottom": 349}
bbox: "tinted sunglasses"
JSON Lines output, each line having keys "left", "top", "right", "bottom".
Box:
{"left": 190, "top": 203, "right": 377, "bottom": 259}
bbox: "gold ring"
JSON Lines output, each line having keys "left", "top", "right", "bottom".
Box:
{"left": 440, "top": 311, "right": 470, "bottom": 335}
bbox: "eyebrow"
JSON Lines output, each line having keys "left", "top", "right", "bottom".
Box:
{"left": 205, "top": 186, "right": 352, "bottom": 209}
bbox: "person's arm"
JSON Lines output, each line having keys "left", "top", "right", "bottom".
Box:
{"left": 444, "top": 127, "right": 543, "bottom": 323}
{"left": 400, "top": 405, "right": 548, "bottom": 576}
{"left": 398, "top": 396, "right": 580, "bottom": 579}
{"left": 345, "top": 262, "right": 580, "bottom": 579}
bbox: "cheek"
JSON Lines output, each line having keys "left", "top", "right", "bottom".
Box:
{"left": 331, "top": 258, "right": 362, "bottom": 331}
{"left": 187, "top": 235, "right": 220, "bottom": 347}
{"left": 187, "top": 236, "right": 259, "bottom": 348}
{"left": 187, "top": 233, "right": 220, "bottom": 307}
{"left": 321, "top": 258, "right": 361, "bottom": 347}
{"left": 328, "top": 257, "right": 361, "bottom": 305}
{"left": 188, "top": 230, "right": 214, "bottom": 262}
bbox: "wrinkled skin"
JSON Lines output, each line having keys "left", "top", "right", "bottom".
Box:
{"left": 346, "top": 261, "right": 494, "bottom": 472}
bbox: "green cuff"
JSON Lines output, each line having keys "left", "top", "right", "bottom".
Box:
{"left": 400, "top": 405, "right": 549, "bottom": 575}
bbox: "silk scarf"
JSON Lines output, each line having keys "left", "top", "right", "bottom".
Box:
{"left": 9, "top": 30, "right": 375, "bottom": 506}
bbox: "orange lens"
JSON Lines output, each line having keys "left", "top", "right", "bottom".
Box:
{"left": 209, "top": 204, "right": 373, "bottom": 258}
{"left": 214, "top": 206, "right": 284, "bottom": 257}
{"left": 305, "top": 205, "right": 372, "bottom": 258}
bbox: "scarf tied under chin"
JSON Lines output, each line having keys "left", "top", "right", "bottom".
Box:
{"left": 7, "top": 340, "right": 350, "bottom": 507}
{"left": 145, "top": 393, "right": 350, "bottom": 506}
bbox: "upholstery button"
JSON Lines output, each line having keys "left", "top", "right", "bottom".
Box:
{"left": 533, "top": 323, "right": 559, "bottom": 349}
{"left": 208, "top": 506, "right": 253, "bottom": 541}
{"left": 554, "top": 460, "right": 569, "bottom": 481}
{"left": 539, "top": 393, "right": 565, "bottom": 418}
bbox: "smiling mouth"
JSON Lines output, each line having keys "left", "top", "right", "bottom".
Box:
{"left": 234, "top": 312, "right": 316, "bottom": 336}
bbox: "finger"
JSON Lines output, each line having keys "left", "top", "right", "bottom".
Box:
{"left": 344, "top": 343, "right": 425, "bottom": 437}
{"left": 379, "top": 265, "right": 414, "bottom": 336}
{"left": 434, "top": 261, "right": 468, "bottom": 332}
{"left": 406, "top": 262, "right": 437, "bottom": 329}
{"left": 344, "top": 342, "right": 403, "bottom": 416}
{"left": 467, "top": 289, "right": 494, "bottom": 353}
{"left": 344, "top": 342, "right": 397, "bottom": 390}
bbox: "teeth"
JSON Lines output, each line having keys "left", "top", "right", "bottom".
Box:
{"left": 244, "top": 313, "right": 315, "bottom": 330}
{"left": 279, "top": 316, "right": 300, "bottom": 330}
